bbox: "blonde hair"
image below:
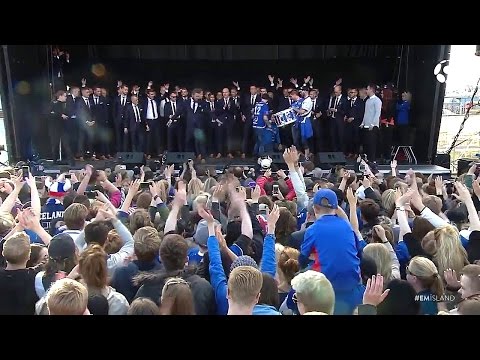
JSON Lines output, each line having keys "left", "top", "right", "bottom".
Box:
{"left": 134, "top": 226, "right": 161, "bottom": 262}
{"left": 46, "top": 278, "right": 88, "bottom": 315}
{"left": 2, "top": 232, "right": 31, "bottom": 265}
{"left": 363, "top": 243, "right": 393, "bottom": 281}
{"left": 157, "top": 180, "right": 169, "bottom": 203}
{"left": 421, "top": 225, "right": 468, "bottom": 278}
{"left": 104, "top": 230, "right": 123, "bottom": 254}
{"left": 0, "top": 212, "right": 15, "bottom": 236}
{"left": 408, "top": 256, "right": 444, "bottom": 297}
{"left": 64, "top": 203, "right": 88, "bottom": 230}
{"left": 381, "top": 189, "right": 396, "bottom": 217}
{"left": 291, "top": 271, "right": 335, "bottom": 315}
{"left": 203, "top": 177, "right": 218, "bottom": 193}
{"left": 187, "top": 178, "right": 203, "bottom": 200}
{"left": 228, "top": 266, "right": 263, "bottom": 306}
{"left": 192, "top": 193, "right": 211, "bottom": 212}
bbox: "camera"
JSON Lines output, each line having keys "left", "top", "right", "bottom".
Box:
{"left": 140, "top": 182, "right": 151, "bottom": 190}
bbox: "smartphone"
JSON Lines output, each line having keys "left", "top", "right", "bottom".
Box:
{"left": 21, "top": 166, "right": 29, "bottom": 180}
{"left": 272, "top": 184, "right": 279, "bottom": 195}
{"left": 86, "top": 191, "right": 96, "bottom": 199}
{"left": 140, "top": 182, "right": 151, "bottom": 190}
{"left": 356, "top": 173, "right": 364, "bottom": 181}
{"left": 465, "top": 174, "right": 474, "bottom": 189}
{"left": 65, "top": 174, "right": 71, "bottom": 179}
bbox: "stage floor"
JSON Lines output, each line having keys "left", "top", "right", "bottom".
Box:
{"left": 37, "top": 157, "right": 452, "bottom": 178}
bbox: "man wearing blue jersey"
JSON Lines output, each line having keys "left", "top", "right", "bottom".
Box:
{"left": 290, "top": 89, "right": 314, "bottom": 160}
{"left": 252, "top": 94, "right": 272, "bottom": 157}
{"left": 299, "top": 188, "right": 364, "bottom": 314}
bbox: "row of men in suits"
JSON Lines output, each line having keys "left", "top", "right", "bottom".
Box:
{"left": 51, "top": 77, "right": 373, "bottom": 161}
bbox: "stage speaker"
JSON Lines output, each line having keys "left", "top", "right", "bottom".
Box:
{"left": 434, "top": 153, "right": 450, "bottom": 169}
{"left": 116, "top": 152, "right": 145, "bottom": 168}
{"left": 264, "top": 153, "right": 284, "bottom": 164}
{"left": 457, "top": 158, "right": 477, "bottom": 177}
{"left": 316, "top": 152, "right": 346, "bottom": 166}
{"left": 165, "top": 152, "right": 195, "bottom": 164}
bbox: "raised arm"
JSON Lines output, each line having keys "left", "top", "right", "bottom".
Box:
{"left": 283, "top": 146, "right": 308, "bottom": 210}
{"left": 346, "top": 187, "right": 363, "bottom": 239}
{"left": 20, "top": 208, "right": 52, "bottom": 246}
{"left": 77, "top": 166, "right": 92, "bottom": 195}
{"left": 455, "top": 181, "right": 480, "bottom": 231}
{"left": 230, "top": 187, "right": 253, "bottom": 240}
{"left": 260, "top": 204, "right": 279, "bottom": 277}
{"left": 26, "top": 173, "right": 41, "bottom": 217}
{"left": 164, "top": 181, "right": 186, "bottom": 234}
{"left": 120, "top": 179, "right": 141, "bottom": 213}
{"left": 0, "top": 174, "right": 24, "bottom": 213}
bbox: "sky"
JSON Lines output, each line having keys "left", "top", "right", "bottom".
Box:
{"left": 445, "top": 45, "right": 480, "bottom": 93}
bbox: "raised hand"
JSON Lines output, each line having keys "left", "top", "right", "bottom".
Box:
{"left": 117, "top": 80, "right": 122, "bottom": 88}
{"left": 453, "top": 181, "right": 473, "bottom": 203}
{"left": 444, "top": 269, "right": 461, "bottom": 289}
{"left": 173, "top": 181, "right": 187, "bottom": 206}
{"left": 289, "top": 78, "right": 298, "bottom": 86}
{"left": 346, "top": 187, "right": 356, "bottom": 205}
{"left": 434, "top": 176, "right": 443, "bottom": 193}
{"left": 373, "top": 225, "right": 387, "bottom": 242}
{"left": 309, "top": 77, "right": 314, "bottom": 86}
{"left": 251, "top": 185, "right": 261, "bottom": 202}
{"left": 149, "top": 182, "right": 159, "bottom": 198}
{"left": 390, "top": 159, "right": 397, "bottom": 169}
{"left": 232, "top": 80, "right": 239, "bottom": 88}
{"left": 115, "top": 173, "right": 122, "bottom": 187}
{"left": 82, "top": 78, "right": 87, "bottom": 86}
{"left": 215, "top": 225, "right": 227, "bottom": 249}
{"left": 268, "top": 75, "right": 275, "bottom": 83}
{"left": 395, "top": 188, "right": 413, "bottom": 206}
{"left": 95, "top": 190, "right": 110, "bottom": 204}
{"left": 198, "top": 204, "right": 214, "bottom": 224}
{"left": 12, "top": 173, "right": 25, "bottom": 191}
{"left": 473, "top": 178, "right": 480, "bottom": 199}
{"left": 148, "top": 80, "right": 153, "bottom": 88}
{"left": 164, "top": 164, "right": 174, "bottom": 178}
{"left": 361, "top": 177, "right": 371, "bottom": 189}
{"left": 363, "top": 275, "right": 390, "bottom": 306}
{"left": 277, "top": 169, "right": 287, "bottom": 179}
{"left": 303, "top": 75, "right": 311, "bottom": 84}
{"left": 335, "top": 78, "right": 342, "bottom": 86}
{"left": 277, "top": 78, "right": 283, "bottom": 87}
{"left": 267, "top": 204, "right": 280, "bottom": 232}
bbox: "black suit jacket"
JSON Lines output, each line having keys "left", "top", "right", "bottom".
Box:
{"left": 65, "top": 95, "right": 78, "bottom": 119}
{"left": 241, "top": 94, "right": 261, "bottom": 119}
{"left": 90, "top": 95, "right": 109, "bottom": 125}
{"left": 346, "top": 97, "right": 365, "bottom": 124}
{"left": 113, "top": 95, "right": 130, "bottom": 124}
{"left": 215, "top": 98, "right": 234, "bottom": 123}
{"left": 174, "top": 99, "right": 206, "bottom": 131}
{"left": 142, "top": 97, "right": 161, "bottom": 120}
{"left": 124, "top": 103, "right": 146, "bottom": 130}
{"left": 311, "top": 97, "right": 323, "bottom": 118}
{"left": 77, "top": 97, "right": 93, "bottom": 123}
{"left": 328, "top": 94, "right": 347, "bottom": 120}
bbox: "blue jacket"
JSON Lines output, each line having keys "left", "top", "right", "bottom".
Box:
{"left": 300, "top": 215, "right": 361, "bottom": 292}
{"left": 253, "top": 304, "right": 281, "bottom": 315}
{"left": 40, "top": 198, "right": 64, "bottom": 232}
{"left": 208, "top": 233, "right": 277, "bottom": 315}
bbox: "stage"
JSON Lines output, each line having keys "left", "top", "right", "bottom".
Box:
{"left": 30, "top": 156, "right": 452, "bottom": 179}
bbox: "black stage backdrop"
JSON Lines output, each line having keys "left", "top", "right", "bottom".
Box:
{"left": 0, "top": 45, "right": 448, "bottom": 164}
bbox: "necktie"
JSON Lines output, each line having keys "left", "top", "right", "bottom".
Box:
{"left": 351, "top": 99, "right": 354, "bottom": 107}
{"left": 312, "top": 100, "right": 315, "bottom": 110}
{"left": 335, "top": 96, "right": 340, "bottom": 107}
{"left": 85, "top": 98, "right": 89, "bottom": 108}
{"left": 211, "top": 102, "right": 214, "bottom": 111}
{"left": 134, "top": 105, "right": 140, "bottom": 122}
{"left": 191, "top": 101, "right": 195, "bottom": 111}
{"left": 251, "top": 95, "right": 254, "bottom": 106}
{"left": 121, "top": 96, "right": 125, "bottom": 106}
{"left": 225, "top": 99, "right": 228, "bottom": 107}
{"left": 95, "top": 97, "right": 98, "bottom": 105}
{"left": 172, "top": 102, "right": 176, "bottom": 114}
{"left": 151, "top": 99, "right": 157, "bottom": 118}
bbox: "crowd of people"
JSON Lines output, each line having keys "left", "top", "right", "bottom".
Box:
{"left": 1, "top": 144, "right": 480, "bottom": 315}
{"left": 48, "top": 73, "right": 412, "bottom": 165}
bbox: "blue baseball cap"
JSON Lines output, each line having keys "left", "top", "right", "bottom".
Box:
{"left": 313, "top": 189, "right": 338, "bottom": 209}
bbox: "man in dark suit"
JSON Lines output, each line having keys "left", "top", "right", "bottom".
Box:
{"left": 101, "top": 87, "right": 113, "bottom": 158}
{"left": 172, "top": 88, "right": 207, "bottom": 159}
{"left": 90, "top": 86, "right": 109, "bottom": 159}
{"left": 309, "top": 89, "right": 324, "bottom": 153}
{"left": 214, "top": 88, "right": 235, "bottom": 158}
{"left": 51, "top": 47, "right": 70, "bottom": 91}
{"left": 49, "top": 90, "right": 73, "bottom": 163}
{"left": 328, "top": 85, "right": 348, "bottom": 153}
{"left": 76, "top": 87, "right": 94, "bottom": 160}
{"left": 113, "top": 84, "right": 130, "bottom": 153}
{"left": 124, "top": 95, "right": 147, "bottom": 152}
{"left": 142, "top": 89, "right": 161, "bottom": 158}
{"left": 165, "top": 92, "right": 183, "bottom": 152}
{"left": 205, "top": 93, "right": 217, "bottom": 157}
{"left": 241, "top": 85, "right": 261, "bottom": 158}
{"left": 66, "top": 86, "right": 80, "bottom": 158}
{"left": 344, "top": 88, "right": 365, "bottom": 158}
